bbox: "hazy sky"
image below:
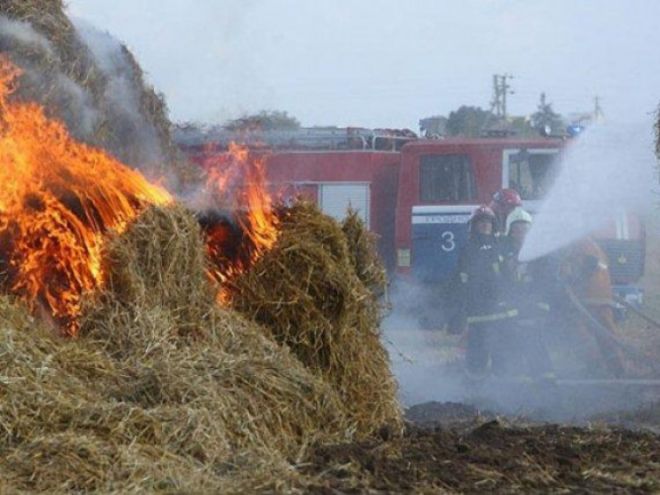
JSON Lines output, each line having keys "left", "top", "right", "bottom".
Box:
{"left": 66, "top": 1, "right": 660, "bottom": 130}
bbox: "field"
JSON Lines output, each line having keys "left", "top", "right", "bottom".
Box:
{"left": 302, "top": 402, "right": 660, "bottom": 493}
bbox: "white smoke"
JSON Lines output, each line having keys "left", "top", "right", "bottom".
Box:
{"left": 73, "top": 19, "right": 165, "bottom": 165}
{"left": 382, "top": 280, "right": 466, "bottom": 407}
{"left": 0, "top": 15, "right": 102, "bottom": 139}
{"left": 0, "top": 16, "right": 54, "bottom": 55}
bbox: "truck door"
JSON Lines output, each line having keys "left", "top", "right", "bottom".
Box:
{"left": 411, "top": 154, "right": 477, "bottom": 283}
{"left": 319, "top": 182, "right": 370, "bottom": 227}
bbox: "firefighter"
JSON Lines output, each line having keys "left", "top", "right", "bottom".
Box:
{"left": 557, "top": 238, "right": 625, "bottom": 377}
{"left": 490, "top": 188, "right": 522, "bottom": 235}
{"left": 499, "top": 207, "right": 554, "bottom": 379}
{"left": 451, "top": 205, "right": 515, "bottom": 377}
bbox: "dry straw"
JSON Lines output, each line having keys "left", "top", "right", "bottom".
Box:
{"left": 0, "top": 206, "right": 356, "bottom": 492}
{"left": 230, "top": 202, "right": 403, "bottom": 438}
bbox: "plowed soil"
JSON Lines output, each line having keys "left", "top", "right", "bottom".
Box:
{"left": 301, "top": 402, "right": 660, "bottom": 493}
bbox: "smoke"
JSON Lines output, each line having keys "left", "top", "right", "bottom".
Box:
{"left": 0, "top": 11, "right": 177, "bottom": 176}
{"left": 521, "top": 120, "right": 658, "bottom": 262}
{"left": 73, "top": 19, "right": 165, "bottom": 166}
{"left": 0, "top": 16, "right": 53, "bottom": 56}
{"left": 382, "top": 280, "right": 466, "bottom": 407}
{"left": 0, "top": 16, "right": 101, "bottom": 139}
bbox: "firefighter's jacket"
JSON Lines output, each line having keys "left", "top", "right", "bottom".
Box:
{"left": 560, "top": 238, "right": 614, "bottom": 307}
{"left": 559, "top": 238, "right": 623, "bottom": 342}
{"left": 452, "top": 233, "right": 513, "bottom": 324}
{"left": 500, "top": 237, "right": 554, "bottom": 321}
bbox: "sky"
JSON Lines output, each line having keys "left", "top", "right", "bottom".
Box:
{"left": 66, "top": 0, "right": 660, "bottom": 131}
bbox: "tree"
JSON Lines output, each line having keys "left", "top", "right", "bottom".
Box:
{"left": 530, "top": 93, "right": 563, "bottom": 134}
{"left": 508, "top": 116, "right": 536, "bottom": 137}
{"left": 446, "top": 106, "right": 494, "bottom": 137}
{"left": 224, "top": 110, "right": 300, "bottom": 131}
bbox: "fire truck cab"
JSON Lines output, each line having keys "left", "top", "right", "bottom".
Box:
{"left": 393, "top": 137, "right": 644, "bottom": 304}
{"left": 394, "top": 138, "right": 561, "bottom": 282}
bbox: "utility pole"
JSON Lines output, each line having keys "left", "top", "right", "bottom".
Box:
{"left": 490, "top": 74, "right": 514, "bottom": 119}
{"left": 593, "top": 96, "right": 604, "bottom": 122}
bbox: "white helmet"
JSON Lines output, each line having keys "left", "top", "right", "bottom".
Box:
{"left": 505, "top": 207, "right": 533, "bottom": 235}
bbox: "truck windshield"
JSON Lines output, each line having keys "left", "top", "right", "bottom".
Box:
{"left": 420, "top": 154, "right": 475, "bottom": 202}
{"left": 507, "top": 150, "right": 559, "bottom": 200}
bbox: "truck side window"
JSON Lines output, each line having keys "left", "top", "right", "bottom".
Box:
{"left": 419, "top": 154, "right": 475, "bottom": 202}
{"left": 508, "top": 151, "right": 558, "bottom": 200}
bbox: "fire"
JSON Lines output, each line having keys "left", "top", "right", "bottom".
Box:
{"left": 198, "top": 143, "right": 279, "bottom": 300}
{"left": 0, "top": 54, "right": 280, "bottom": 332}
{"left": 0, "top": 55, "right": 172, "bottom": 334}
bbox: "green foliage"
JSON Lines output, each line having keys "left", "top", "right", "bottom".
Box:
{"left": 225, "top": 110, "right": 300, "bottom": 131}
{"left": 508, "top": 116, "right": 537, "bottom": 137}
{"left": 446, "top": 106, "right": 493, "bottom": 137}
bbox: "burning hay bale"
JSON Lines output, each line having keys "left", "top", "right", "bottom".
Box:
{"left": 84, "top": 204, "right": 214, "bottom": 342}
{"left": 0, "top": 205, "right": 357, "bottom": 492}
{"left": 81, "top": 205, "right": 350, "bottom": 451}
{"left": 230, "top": 202, "right": 402, "bottom": 437}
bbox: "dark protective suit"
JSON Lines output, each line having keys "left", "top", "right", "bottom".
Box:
{"left": 499, "top": 236, "right": 554, "bottom": 378}
{"left": 451, "top": 233, "right": 515, "bottom": 375}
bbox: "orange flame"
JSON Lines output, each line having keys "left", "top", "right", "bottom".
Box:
{"left": 199, "top": 143, "right": 279, "bottom": 300}
{"left": 0, "top": 55, "right": 172, "bottom": 334}
{"left": 0, "top": 54, "right": 280, "bottom": 331}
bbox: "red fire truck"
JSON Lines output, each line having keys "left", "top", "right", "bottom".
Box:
{"left": 176, "top": 127, "right": 645, "bottom": 304}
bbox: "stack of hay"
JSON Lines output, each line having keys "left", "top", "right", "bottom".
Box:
{"left": 0, "top": 206, "right": 351, "bottom": 492}
{"left": 230, "top": 203, "right": 402, "bottom": 438}
{"left": 0, "top": 204, "right": 401, "bottom": 492}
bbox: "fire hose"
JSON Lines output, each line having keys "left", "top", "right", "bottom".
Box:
{"left": 563, "top": 284, "right": 660, "bottom": 375}
{"left": 612, "top": 294, "right": 660, "bottom": 332}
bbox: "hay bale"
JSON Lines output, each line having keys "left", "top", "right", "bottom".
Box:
{"left": 81, "top": 205, "right": 350, "bottom": 452}
{"left": 0, "top": 205, "right": 353, "bottom": 492}
{"left": 230, "top": 202, "right": 402, "bottom": 437}
{"left": 342, "top": 208, "right": 387, "bottom": 298}
{"left": 88, "top": 204, "right": 215, "bottom": 341}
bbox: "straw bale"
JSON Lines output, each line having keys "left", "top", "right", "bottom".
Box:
{"left": 81, "top": 205, "right": 350, "bottom": 450}
{"left": 0, "top": 205, "right": 356, "bottom": 492}
{"left": 342, "top": 208, "right": 387, "bottom": 298}
{"left": 230, "top": 202, "right": 402, "bottom": 438}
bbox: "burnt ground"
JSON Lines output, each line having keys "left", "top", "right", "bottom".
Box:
{"left": 301, "top": 401, "right": 660, "bottom": 494}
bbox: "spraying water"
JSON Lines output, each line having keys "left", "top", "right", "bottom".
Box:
{"left": 520, "top": 120, "right": 657, "bottom": 262}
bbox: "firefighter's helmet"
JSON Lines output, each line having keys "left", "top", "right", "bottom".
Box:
{"left": 469, "top": 205, "right": 496, "bottom": 232}
{"left": 490, "top": 188, "right": 522, "bottom": 215}
{"left": 505, "top": 207, "right": 533, "bottom": 235}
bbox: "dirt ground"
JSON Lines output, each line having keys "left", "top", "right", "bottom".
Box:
{"left": 301, "top": 402, "right": 660, "bottom": 494}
